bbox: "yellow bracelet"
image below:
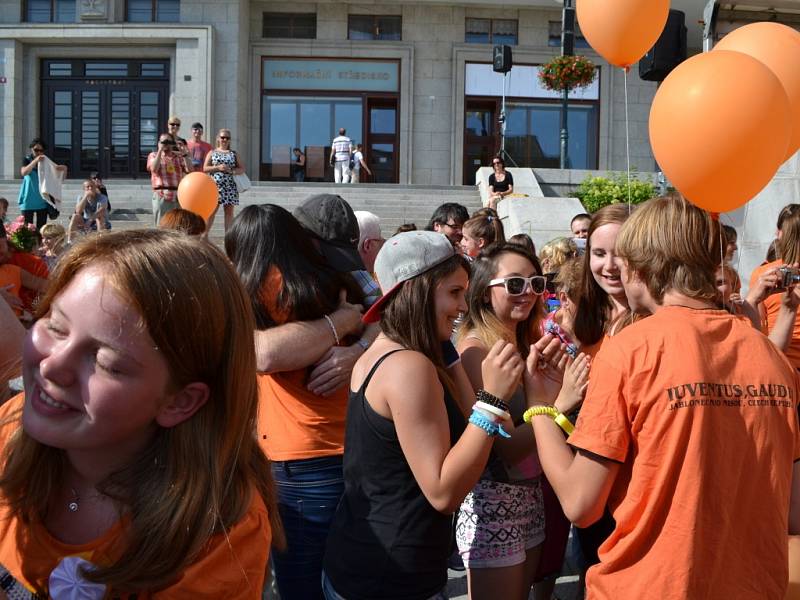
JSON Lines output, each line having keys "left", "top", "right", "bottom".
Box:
{"left": 523, "top": 406, "right": 574, "bottom": 435}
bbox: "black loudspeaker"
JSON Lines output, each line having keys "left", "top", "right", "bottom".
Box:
{"left": 493, "top": 45, "right": 512, "bottom": 74}
{"left": 561, "top": 6, "right": 575, "bottom": 56}
{"left": 639, "top": 10, "right": 687, "bottom": 82}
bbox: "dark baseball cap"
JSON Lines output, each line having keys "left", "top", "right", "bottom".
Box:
{"left": 294, "top": 194, "right": 365, "bottom": 272}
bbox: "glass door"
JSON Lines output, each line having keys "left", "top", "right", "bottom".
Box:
{"left": 365, "top": 97, "right": 398, "bottom": 183}
{"left": 463, "top": 99, "right": 499, "bottom": 185}
{"left": 41, "top": 60, "right": 168, "bottom": 178}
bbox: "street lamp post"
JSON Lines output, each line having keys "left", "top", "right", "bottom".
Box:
{"left": 560, "top": 0, "right": 575, "bottom": 169}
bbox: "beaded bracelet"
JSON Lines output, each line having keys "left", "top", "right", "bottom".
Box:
{"left": 522, "top": 405, "right": 575, "bottom": 435}
{"left": 469, "top": 409, "right": 511, "bottom": 438}
{"left": 476, "top": 389, "right": 509, "bottom": 413}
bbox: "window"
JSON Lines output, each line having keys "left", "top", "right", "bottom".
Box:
{"left": 548, "top": 20, "right": 591, "bottom": 49}
{"left": 465, "top": 18, "right": 518, "bottom": 45}
{"left": 263, "top": 13, "right": 316, "bottom": 38}
{"left": 126, "top": 0, "right": 179, "bottom": 22}
{"left": 348, "top": 15, "right": 402, "bottom": 41}
{"left": 25, "top": 0, "right": 74, "bottom": 22}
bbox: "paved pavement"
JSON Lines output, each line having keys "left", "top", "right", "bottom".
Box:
{"left": 446, "top": 569, "right": 582, "bottom": 600}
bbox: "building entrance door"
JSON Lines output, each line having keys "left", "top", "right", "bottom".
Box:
{"left": 41, "top": 60, "right": 169, "bottom": 179}
{"left": 365, "top": 98, "right": 398, "bottom": 183}
{"left": 463, "top": 99, "right": 499, "bottom": 185}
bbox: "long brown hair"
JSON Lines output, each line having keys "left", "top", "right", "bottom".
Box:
{"left": 779, "top": 210, "right": 800, "bottom": 266}
{"left": 0, "top": 229, "right": 282, "bottom": 592}
{"left": 573, "top": 204, "right": 633, "bottom": 346}
{"left": 462, "top": 215, "right": 505, "bottom": 247}
{"left": 381, "top": 254, "right": 470, "bottom": 395}
{"left": 458, "top": 244, "right": 544, "bottom": 357}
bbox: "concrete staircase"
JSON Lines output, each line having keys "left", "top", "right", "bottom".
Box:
{"left": 0, "top": 180, "right": 482, "bottom": 241}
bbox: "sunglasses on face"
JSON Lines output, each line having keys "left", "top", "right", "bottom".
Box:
{"left": 489, "top": 275, "right": 547, "bottom": 296}
{"left": 219, "top": 136, "right": 230, "bottom": 140}
{"left": 168, "top": 122, "right": 180, "bottom": 127}
{"left": 33, "top": 148, "right": 44, "bottom": 153}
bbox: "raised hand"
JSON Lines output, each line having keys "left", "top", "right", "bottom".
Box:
{"left": 481, "top": 340, "right": 524, "bottom": 401}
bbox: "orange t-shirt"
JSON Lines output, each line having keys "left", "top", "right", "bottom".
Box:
{"left": 569, "top": 306, "right": 800, "bottom": 600}
{"left": 9, "top": 252, "right": 48, "bottom": 311}
{"left": 0, "top": 395, "right": 272, "bottom": 598}
{"left": 749, "top": 260, "right": 800, "bottom": 368}
{"left": 0, "top": 264, "right": 23, "bottom": 316}
{"left": 256, "top": 268, "right": 348, "bottom": 461}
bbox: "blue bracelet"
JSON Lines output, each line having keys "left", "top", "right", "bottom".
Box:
{"left": 469, "top": 410, "right": 511, "bottom": 438}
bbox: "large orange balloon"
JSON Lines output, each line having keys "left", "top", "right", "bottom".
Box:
{"left": 649, "top": 50, "right": 790, "bottom": 214}
{"left": 715, "top": 22, "right": 800, "bottom": 161}
{"left": 177, "top": 172, "right": 218, "bottom": 220}
{"left": 576, "top": 0, "right": 670, "bottom": 68}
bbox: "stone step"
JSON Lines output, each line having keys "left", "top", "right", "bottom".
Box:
{"left": 3, "top": 181, "right": 482, "bottom": 242}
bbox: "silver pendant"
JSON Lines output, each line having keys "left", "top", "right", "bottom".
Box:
{"left": 68, "top": 501, "right": 79, "bottom": 512}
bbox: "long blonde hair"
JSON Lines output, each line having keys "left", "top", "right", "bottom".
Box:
{"left": 0, "top": 229, "right": 282, "bottom": 591}
{"left": 458, "top": 244, "right": 544, "bottom": 357}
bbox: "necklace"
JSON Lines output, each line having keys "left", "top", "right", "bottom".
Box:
{"left": 68, "top": 488, "right": 79, "bottom": 512}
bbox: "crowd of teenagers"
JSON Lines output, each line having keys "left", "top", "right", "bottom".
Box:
{"left": 2, "top": 189, "right": 800, "bottom": 600}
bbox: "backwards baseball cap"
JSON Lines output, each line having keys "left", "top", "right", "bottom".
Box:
{"left": 293, "top": 194, "right": 365, "bottom": 272}
{"left": 362, "top": 230, "right": 456, "bottom": 323}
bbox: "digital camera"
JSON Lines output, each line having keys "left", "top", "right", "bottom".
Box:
{"left": 777, "top": 266, "right": 800, "bottom": 290}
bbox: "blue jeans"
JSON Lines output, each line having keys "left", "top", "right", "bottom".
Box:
{"left": 271, "top": 455, "right": 344, "bottom": 600}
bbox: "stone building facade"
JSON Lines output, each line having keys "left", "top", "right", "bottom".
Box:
{"left": 0, "top": 0, "right": 666, "bottom": 184}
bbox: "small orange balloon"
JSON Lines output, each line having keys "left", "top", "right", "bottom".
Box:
{"left": 715, "top": 22, "right": 800, "bottom": 160}
{"left": 177, "top": 172, "right": 218, "bottom": 221}
{"left": 649, "top": 50, "right": 790, "bottom": 214}
{"left": 576, "top": 0, "right": 670, "bottom": 68}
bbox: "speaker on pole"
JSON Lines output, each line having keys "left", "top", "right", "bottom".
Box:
{"left": 639, "top": 10, "right": 687, "bottom": 82}
{"left": 493, "top": 45, "right": 512, "bottom": 74}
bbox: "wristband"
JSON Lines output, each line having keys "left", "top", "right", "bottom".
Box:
{"left": 476, "top": 389, "right": 509, "bottom": 413}
{"left": 469, "top": 410, "right": 511, "bottom": 438}
{"left": 472, "top": 405, "right": 499, "bottom": 423}
{"left": 523, "top": 406, "right": 574, "bottom": 435}
{"left": 474, "top": 401, "right": 510, "bottom": 420}
{"left": 323, "top": 314, "right": 340, "bottom": 346}
{"left": 356, "top": 338, "right": 370, "bottom": 352}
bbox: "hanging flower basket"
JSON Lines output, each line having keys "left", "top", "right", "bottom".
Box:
{"left": 538, "top": 55, "right": 597, "bottom": 93}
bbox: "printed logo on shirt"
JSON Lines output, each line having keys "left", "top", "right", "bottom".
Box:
{"left": 665, "top": 381, "right": 795, "bottom": 411}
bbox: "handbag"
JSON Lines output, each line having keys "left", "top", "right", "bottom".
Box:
{"left": 233, "top": 172, "right": 251, "bottom": 193}
{"left": 44, "top": 195, "right": 60, "bottom": 220}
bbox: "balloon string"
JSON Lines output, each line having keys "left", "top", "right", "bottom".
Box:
{"left": 624, "top": 66, "right": 632, "bottom": 213}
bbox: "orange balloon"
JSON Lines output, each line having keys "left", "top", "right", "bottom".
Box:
{"left": 576, "top": 0, "right": 670, "bottom": 68}
{"left": 177, "top": 172, "right": 219, "bottom": 220}
{"left": 715, "top": 22, "right": 800, "bottom": 160}
{"left": 649, "top": 50, "right": 790, "bottom": 214}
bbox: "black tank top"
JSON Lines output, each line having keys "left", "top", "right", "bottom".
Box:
{"left": 323, "top": 350, "right": 466, "bottom": 600}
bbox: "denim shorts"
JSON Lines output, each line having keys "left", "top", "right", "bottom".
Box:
{"left": 456, "top": 477, "right": 546, "bottom": 568}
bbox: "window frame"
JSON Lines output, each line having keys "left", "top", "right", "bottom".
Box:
{"left": 262, "top": 12, "right": 317, "bottom": 39}
{"left": 23, "top": 0, "right": 75, "bottom": 23}
{"left": 547, "top": 20, "right": 591, "bottom": 49}
{"left": 465, "top": 18, "right": 519, "bottom": 46}
{"left": 124, "top": 0, "right": 180, "bottom": 23}
{"left": 347, "top": 14, "right": 403, "bottom": 41}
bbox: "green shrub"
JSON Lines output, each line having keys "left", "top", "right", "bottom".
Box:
{"left": 575, "top": 173, "right": 658, "bottom": 213}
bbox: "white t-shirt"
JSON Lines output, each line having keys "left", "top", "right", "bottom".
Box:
{"left": 352, "top": 150, "right": 364, "bottom": 172}
{"left": 332, "top": 136, "right": 352, "bottom": 162}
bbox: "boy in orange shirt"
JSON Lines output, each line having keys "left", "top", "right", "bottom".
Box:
{"left": 526, "top": 195, "right": 800, "bottom": 600}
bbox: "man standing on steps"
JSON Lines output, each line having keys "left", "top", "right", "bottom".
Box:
{"left": 147, "top": 133, "right": 189, "bottom": 225}
{"left": 330, "top": 128, "right": 353, "bottom": 184}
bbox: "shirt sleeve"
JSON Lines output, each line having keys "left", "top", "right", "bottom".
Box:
{"left": 506, "top": 172, "right": 514, "bottom": 186}
{"left": 568, "top": 343, "right": 631, "bottom": 463}
{"left": 488, "top": 173, "right": 496, "bottom": 187}
{"left": 146, "top": 152, "right": 156, "bottom": 172}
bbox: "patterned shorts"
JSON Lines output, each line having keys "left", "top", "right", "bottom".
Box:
{"left": 456, "top": 477, "right": 546, "bottom": 568}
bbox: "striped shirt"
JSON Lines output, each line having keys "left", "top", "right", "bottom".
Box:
{"left": 332, "top": 136, "right": 352, "bottom": 162}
